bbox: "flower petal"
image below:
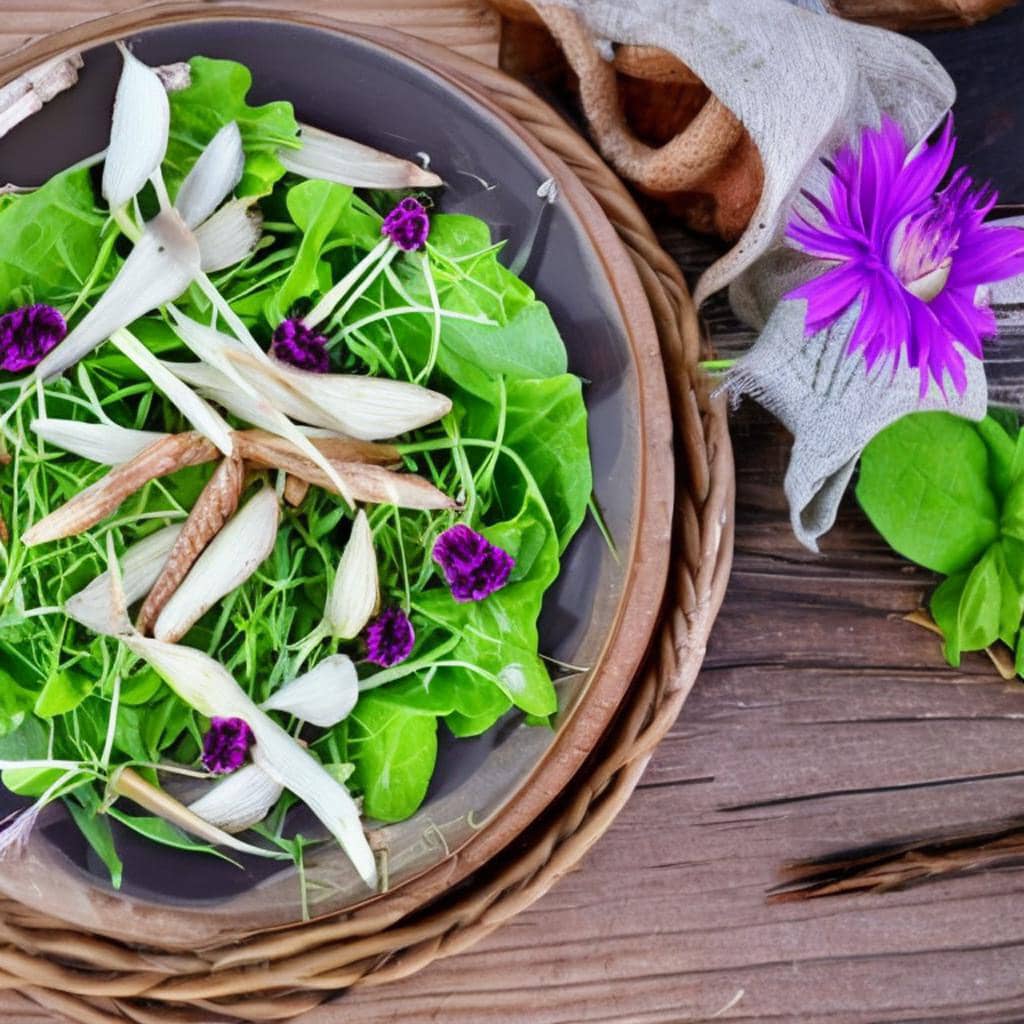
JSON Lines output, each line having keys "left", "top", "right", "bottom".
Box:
{"left": 174, "top": 121, "right": 244, "bottom": 229}
{"left": 31, "top": 418, "right": 167, "bottom": 465}
{"left": 279, "top": 122, "right": 442, "bottom": 189}
{"left": 65, "top": 523, "right": 183, "bottom": 635}
{"left": 325, "top": 510, "right": 379, "bottom": 640}
{"left": 187, "top": 764, "right": 283, "bottom": 833}
{"left": 110, "top": 328, "right": 234, "bottom": 456}
{"left": 788, "top": 264, "right": 866, "bottom": 335}
{"left": 101, "top": 45, "right": 170, "bottom": 210}
{"left": 34, "top": 210, "right": 200, "bottom": 381}
{"left": 948, "top": 225, "right": 1024, "bottom": 288}
{"left": 261, "top": 655, "right": 359, "bottom": 727}
{"left": 195, "top": 198, "right": 263, "bottom": 273}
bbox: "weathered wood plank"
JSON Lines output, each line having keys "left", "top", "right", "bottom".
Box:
{"left": 0, "top": 0, "right": 500, "bottom": 65}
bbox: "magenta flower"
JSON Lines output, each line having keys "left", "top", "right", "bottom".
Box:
{"left": 433, "top": 524, "right": 514, "bottom": 603}
{"left": 787, "top": 116, "right": 1024, "bottom": 395}
{"left": 271, "top": 318, "right": 330, "bottom": 373}
{"left": 365, "top": 607, "right": 415, "bottom": 667}
{"left": 0, "top": 304, "right": 67, "bottom": 373}
{"left": 382, "top": 197, "right": 430, "bottom": 252}
{"left": 201, "top": 716, "right": 254, "bottom": 774}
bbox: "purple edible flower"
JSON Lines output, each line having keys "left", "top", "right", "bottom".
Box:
{"left": 0, "top": 304, "right": 67, "bottom": 373}
{"left": 382, "top": 197, "right": 430, "bottom": 252}
{"left": 271, "top": 318, "right": 330, "bottom": 373}
{"left": 787, "top": 115, "right": 1024, "bottom": 396}
{"left": 432, "top": 524, "right": 514, "bottom": 603}
{"left": 201, "top": 716, "right": 254, "bottom": 774}
{"left": 365, "top": 607, "right": 415, "bottom": 667}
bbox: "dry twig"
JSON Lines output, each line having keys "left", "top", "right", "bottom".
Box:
{"left": 772, "top": 818, "right": 1024, "bottom": 901}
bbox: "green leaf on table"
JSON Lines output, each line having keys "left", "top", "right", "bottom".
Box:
{"left": 930, "top": 571, "right": 967, "bottom": 666}
{"left": 347, "top": 691, "right": 438, "bottom": 822}
{"left": 857, "top": 412, "right": 999, "bottom": 574}
{"left": 976, "top": 414, "right": 1017, "bottom": 500}
{"left": 957, "top": 544, "right": 1002, "bottom": 653}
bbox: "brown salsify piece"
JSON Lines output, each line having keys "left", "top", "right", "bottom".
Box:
{"left": 136, "top": 453, "right": 247, "bottom": 636}
{"left": 283, "top": 474, "right": 311, "bottom": 507}
{"left": 234, "top": 432, "right": 456, "bottom": 511}
{"left": 21, "top": 433, "right": 220, "bottom": 547}
{"left": 232, "top": 429, "right": 401, "bottom": 468}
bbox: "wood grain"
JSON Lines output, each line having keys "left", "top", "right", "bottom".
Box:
{"left": 6, "top": 2, "right": 1024, "bottom": 1023}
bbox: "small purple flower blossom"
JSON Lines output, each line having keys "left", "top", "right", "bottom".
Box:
{"left": 0, "top": 304, "right": 67, "bottom": 373}
{"left": 365, "top": 607, "right": 415, "bottom": 667}
{"left": 432, "top": 524, "right": 514, "bottom": 603}
{"left": 271, "top": 318, "right": 330, "bottom": 373}
{"left": 787, "top": 116, "right": 1024, "bottom": 396}
{"left": 202, "top": 716, "right": 254, "bottom": 774}
{"left": 382, "top": 197, "right": 430, "bottom": 252}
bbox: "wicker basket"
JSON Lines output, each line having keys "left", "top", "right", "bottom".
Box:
{"left": 0, "top": 7, "right": 734, "bottom": 1022}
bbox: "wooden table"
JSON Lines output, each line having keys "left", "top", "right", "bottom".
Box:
{"left": 6, "top": 2, "right": 1024, "bottom": 1021}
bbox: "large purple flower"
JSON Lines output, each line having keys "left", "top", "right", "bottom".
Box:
{"left": 787, "top": 116, "right": 1024, "bottom": 395}
{"left": 0, "top": 304, "right": 67, "bottom": 373}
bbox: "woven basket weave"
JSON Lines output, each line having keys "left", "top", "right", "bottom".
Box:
{"left": 0, "top": 8, "right": 734, "bottom": 1022}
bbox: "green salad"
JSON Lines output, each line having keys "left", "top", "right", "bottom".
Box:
{"left": 0, "top": 50, "right": 592, "bottom": 891}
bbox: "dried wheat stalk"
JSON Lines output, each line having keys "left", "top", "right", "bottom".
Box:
{"left": 772, "top": 818, "right": 1024, "bottom": 901}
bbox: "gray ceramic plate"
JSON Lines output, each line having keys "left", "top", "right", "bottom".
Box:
{"left": 0, "top": 12, "right": 674, "bottom": 945}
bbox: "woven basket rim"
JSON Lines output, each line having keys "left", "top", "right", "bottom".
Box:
{"left": 0, "top": 5, "right": 735, "bottom": 1021}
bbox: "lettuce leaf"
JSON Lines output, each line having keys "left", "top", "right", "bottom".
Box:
{"left": 165, "top": 56, "right": 299, "bottom": 201}
{"left": 0, "top": 167, "right": 106, "bottom": 307}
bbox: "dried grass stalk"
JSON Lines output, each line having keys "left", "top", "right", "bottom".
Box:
{"left": 22, "top": 434, "right": 219, "bottom": 546}
{"left": 772, "top": 817, "right": 1024, "bottom": 902}
{"left": 136, "top": 454, "right": 246, "bottom": 636}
